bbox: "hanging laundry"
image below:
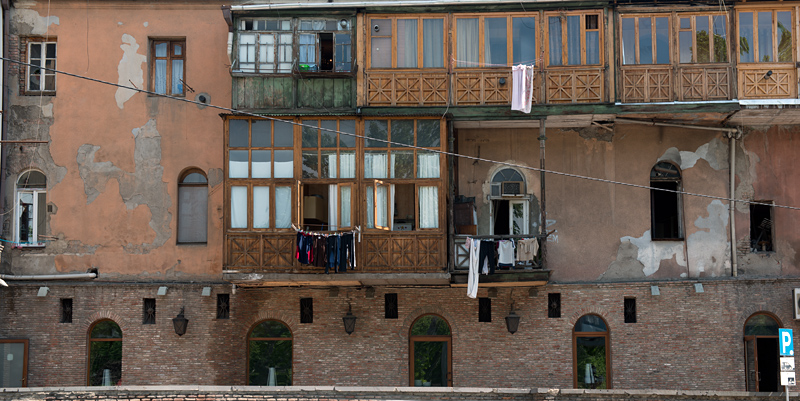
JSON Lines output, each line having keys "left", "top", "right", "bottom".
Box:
{"left": 516, "top": 238, "right": 540, "bottom": 265}
{"left": 478, "top": 240, "right": 497, "bottom": 275}
{"left": 325, "top": 235, "right": 339, "bottom": 274}
{"left": 466, "top": 238, "right": 480, "bottom": 298}
{"left": 497, "top": 240, "right": 516, "bottom": 269}
{"left": 511, "top": 64, "right": 534, "bottom": 113}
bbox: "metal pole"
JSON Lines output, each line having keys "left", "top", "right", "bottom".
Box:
{"left": 539, "top": 119, "right": 546, "bottom": 264}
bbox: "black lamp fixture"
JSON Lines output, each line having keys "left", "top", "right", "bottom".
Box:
{"left": 172, "top": 307, "right": 189, "bottom": 337}
{"left": 505, "top": 301, "right": 521, "bottom": 334}
{"left": 342, "top": 303, "right": 357, "bottom": 335}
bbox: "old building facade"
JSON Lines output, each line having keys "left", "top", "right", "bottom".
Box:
{"left": 2, "top": 0, "right": 800, "bottom": 392}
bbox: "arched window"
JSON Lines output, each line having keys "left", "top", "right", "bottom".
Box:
{"left": 573, "top": 314, "right": 610, "bottom": 389}
{"left": 409, "top": 314, "right": 452, "bottom": 387}
{"left": 490, "top": 168, "right": 528, "bottom": 235}
{"left": 248, "top": 320, "right": 292, "bottom": 385}
{"left": 177, "top": 169, "right": 208, "bottom": 243}
{"left": 744, "top": 313, "right": 781, "bottom": 392}
{"left": 87, "top": 320, "right": 122, "bottom": 386}
{"left": 650, "top": 162, "right": 683, "bottom": 240}
{"left": 16, "top": 170, "right": 46, "bottom": 246}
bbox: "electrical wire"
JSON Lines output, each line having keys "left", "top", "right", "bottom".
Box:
{"left": 1, "top": 56, "right": 797, "bottom": 214}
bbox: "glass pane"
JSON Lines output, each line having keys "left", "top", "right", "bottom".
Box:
{"left": 155, "top": 59, "right": 167, "bottom": 94}
{"left": 575, "top": 315, "right": 607, "bottom": 332}
{"left": 366, "top": 186, "right": 375, "bottom": 228}
{"left": 89, "top": 340, "right": 122, "bottom": 386}
{"left": 758, "top": 11, "right": 773, "bottom": 62}
{"left": 365, "top": 151, "right": 388, "bottom": 179}
{"left": 513, "top": 17, "right": 536, "bottom": 64}
{"left": 229, "top": 120, "right": 249, "bottom": 147}
{"left": 621, "top": 18, "right": 635, "bottom": 65}
{"left": 391, "top": 151, "right": 414, "bottom": 179}
{"left": 376, "top": 185, "right": 388, "bottom": 228}
{"left": 339, "top": 120, "right": 356, "bottom": 147}
{"left": 17, "top": 171, "right": 46, "bottom": 188}
{"left": 18, "top": 192, "right": 33, "bottom": 242}
{"left": 511, "top": 202, "right": 526, "bottom": 235}
{"left": 485, "top": 18, "right": 508, "bottom": 65}
{"left": 335, "top": 34, "right": 352, "bottom": 71}
{"left": 0, "top": 343, "right": 25, "bottom": 387}
{"left": 739, "top": 12, "right": 754, "bottom": 63}
{"left": 745, "top": 338, "right": 756, "bottom": 390}
{"left": 248, "top": 339, "right": 292, "bottom": 385}
{"left": 548, "top": 17, "right": 562, "bottom": 66}
{"left": 680, "top": 31, "right": 693, "bottom": 63}
{"left": 713, "top": 16, "right": 728, "bottom": 63}
{"left": 172, "top": 60, "right": 184, "bottom": 94}
{"left": 340, "top": 151, "right": 356, "bottom": 179}
{"left": 46, "top": 43, "right": 56, "bottom": 58}
{"left": 366, "top": 120, "right": 388, "bottom": 147}
{"left": 173, "top": 43, "right": 182, "bottom": 56}
{"left": 576, "top": 336, "right": 607, "bottom": 389}
{"left": 411, "top": 315, "right": 451, "bottom": 335}
{"left": 302, "top": 151, "right": 318, "bottom": 178}
{"left": 423, "top": 19, "right": 444, "bottom": 68}
{"left": 586, "top": 31, "right": 600, "bottom": 65}
{"left": 639, "top": 18, "right": 653, "bottom": 64}
{"left": 302, "top": 120, "right": 318, "bottom": 148}
{"left": 398, "top": 19, "right": 418, "bottom": 68}
{"left": 696, "top": 17, "right": 710, "bottom": 63}
{"left": 229, "top": 150, "right": 249, "bottom": 178}
{"left": 252, "top": 120, "right": 271, "bottom": 147}
{"left": 274, "top": 150, "right": 293, "bottom": 178}
{"left": 419, "top": 186, "right": 438, "bottom": 229}
{"left": 340, "top": 185, "right": 351, "bottom": 227}
{"left": 744, "top": 314, "right": 780, "bottom": 335}
{"left": 567, "top": 16, "right": 581, "bottom": 65}
{"left": 778, "top": 11, "right": 793, "bottom": 62}
{"left": 656, "top": 17, "right": 670, "bottom": 64}
{"left": 320, "top": 120, "right": 337, "bottom": 147}
{"left": 91, "top": 321, "right": 123, "bottom": 338}
{"left": 413, "top": 341, "right": 448, "bottom": 387}
{"left": 275, "top": 186, "right": 291, "bottom": 228}
{"left": 680, "top": 17, "right": 691, "bottom": 30}
{"left": 231, "top": 186, "right": 247, "bottom": 228}
{"left": 372, "top": 37, "right": 392, "bottom": 68}
{"left": 321, "top": 151, "right": 337, "bottom": 178}
{"left": 417, "top": 120, "right": 440, "bottom": 147}
{"left": 181, "top": 173, "right": 206, "bottom": 184}
{"left": 417, "top": 152, "right": 440, "bottom": 179}
{"left": 251, "top": 320, "right": 291, "bottom": 338}
{"left": 155, "top": 42, "right": 167, "bottom": 57}
{"left": 457, "top": 18, "right": 479, "bottom": 67}
{"left": 252, "top": 150, "right": 271, "bottom": 178}
{"left": 253, "top": 186, "right": 270, "bottom": 228}
{"left": 30, "top": 43, "right": 41, "bottom": 59}
{"left": 391, "top": 120, "right": 414, "bottom": 147}
{"left": 273, "top": 121, "right": 293, "bottom": 147}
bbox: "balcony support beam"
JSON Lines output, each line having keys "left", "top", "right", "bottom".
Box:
{"left": 538, "top": 119, "right": 547, "bottom": 265}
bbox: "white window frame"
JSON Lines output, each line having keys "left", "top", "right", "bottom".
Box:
{"left": 488, "top": 196, "right": 530, "bottom": 235}
{"left": 27, "top": 41, "right": 57, "bottom": 92}
{"left": 16, "top": 188, "right": 46, "bottom": 247}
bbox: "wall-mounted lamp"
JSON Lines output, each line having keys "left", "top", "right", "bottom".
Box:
{"left": 342, "top": 303, "right": 357, "bottom": 335}
{"left": 505, "top": 301, "right": 521, "bottom": 334}
{"left": 765, "top": 70, "right": 774, "bottom": 79}
{"left": 694, "top": 283, "right": 704, "bottom": 293}
{"left": 37, "top": 286, "right": 49, "bottom": 297}
{"left": 157, "top": 286, "right": 168, "bottom": 296}
{"left": 172, "top": 307, "right": 188, "bottom": 337}
{"left": 651, "top": 285, "right": 660, "bottom": 296}
{"left": 498, "top": 77, "right": 506, "bottom": 86}
{"left": 201, "top": 287, "right": 212, "bottom": 297}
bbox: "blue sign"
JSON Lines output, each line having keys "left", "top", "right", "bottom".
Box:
{"left": 780, "top": 328, "right": 794, "bottom": 357}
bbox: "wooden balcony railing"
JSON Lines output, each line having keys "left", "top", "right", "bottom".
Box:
{"left": 453, "top": 235, "right": 544, "bottom": 271}
{"left": 452, "top": 70, "right": 517, "bottom": 105}
{"left": 738, "top": 65, "right": 797, "bottom": 99}
{"left": 620, "top": 65, "right": 733, "bottom": 103}
{"left": 544, "top": 67, "right": 604, "bottom": 103}
{"left": 366, "top": 72, "right": 449, "bottom": 106}
{"left": 225, "top": 232, "right": 446, "bottom": 274}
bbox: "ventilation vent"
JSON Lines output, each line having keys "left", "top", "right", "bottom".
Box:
{"left": 548, "top": 293, "right": 561, "bottom": 318}
{"left": 217, "top": 294, "right": 230, "bottom": 319}
{"left": 502, "top": 181, "right": 523, "bottom": 196}
{"left": 300, "top": 298, "right": 313, "bottom": 323}
{"left": 143, "top": 298, "right": 156, "bottom": 324}
{"left": 479, "top": 298, "right": 492, "bottom": 322}
{"left": 385, "top": 293, "right": 398, "bottom": 319}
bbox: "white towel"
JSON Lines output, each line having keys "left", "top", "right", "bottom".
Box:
{"left": 511, "top": 64, "right": 534, "bottom": 113}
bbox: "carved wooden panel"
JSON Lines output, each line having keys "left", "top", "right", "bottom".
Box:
{"left": 366, "top": 75, "right": 393, "bottom": 105}
{"left": 678, "top": 68, "right": 731, "bottom": 101}
{"left": 262, "top": 236, "right": 295, "bottom": 268}
{"left": 545, "top": 69, "right": 603, "bottom": 103}
{"left": 228, "top": 236, "right": 261, "bottom": 268}
{"left": 363, "top": 237, "right": 390, "bottom": 271}
{"left": 454, "top": 238, "right": 469, "bottom": 269}
{"left": 739, "top": 68, "right": 796, "bottom": 99}
{"left": 620, "top": 67, "right": 671, "bottom": 103}
{"left": 416, "top": 237, "right": 443, "bottom": 271}
{"left": 366, "top": 73, "right": 449, "bottom": 106}
{"left": 453, "top": 70, "right": 514, "bottom": 105}
{"left": 390, "top": 238, "right": 415, "bottom": 267}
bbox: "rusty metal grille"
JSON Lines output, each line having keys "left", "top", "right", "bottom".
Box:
{"left": 478, "top": 298, "right": 492, "bottom": 322}
{"left": 300, "top": 298, "right": 313, "bottom": 323}
{"left": 384, "top": 293, "right": 398, "bottom": 319}
{"left": 143, "top": 298, "right": 156, "bottom": 324}
{"left": 548, "top": 293, "right": 561, "bottom": 318}
{"left": 60, "top": 298, "right": 72, "bottom": 323}
{"left": 217, "top": 294, "right": 230, "bottom": 319}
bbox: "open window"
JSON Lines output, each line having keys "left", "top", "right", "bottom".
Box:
{"left": 750, "top": 201, "right": 774, "bottom": 252}
{"left": 489, "top": 168, "right": 529, "bottom": 235}
{"left": 650, "top": 162, "right": 683, "bottom": 240}
{"left": 16, "top": 170, "right": 46, "bottom": 247}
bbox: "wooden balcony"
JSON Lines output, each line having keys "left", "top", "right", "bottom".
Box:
{"left": 620, "top": 65, "right": 733, "bottom": 103}
{"left": 366, "top": 71, "right": 449, "bottom": 106}
{"left": 544, "top": 67, "right": 604, "bottom": 103}
{"left": 451, "top": 235, "right": 551, "bottom": 287}
{"left": 738, "top": 65, "right": 797, "bottom": 99}
{"left": 232, "top": 75, "right": 355, "bottom": 110}
{"left": 453, "top": 69, "right": 517, "bottom": 105}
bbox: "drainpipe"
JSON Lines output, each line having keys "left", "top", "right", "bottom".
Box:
{"left": 539, "top": 119, "right": 546, "bottom": 265}
{"left": 728, "top": 132, "right": 738, "bottom": 277}
{"left": 0, "top": 272, "right": 97, "bottom": 281}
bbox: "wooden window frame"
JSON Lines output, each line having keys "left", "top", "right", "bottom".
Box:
{"left": 177, "top": 169, "right": 208, "bottom": 244}
{"left": 453, "top": 13, "right": 540, "bottom": 68}
{"left": 25, "top": 39, "right": 57, "bottom": 94}
{"left": 0, "top": 339, "right": 29, "bottom": 387}
{"left": 737, "top": 8, "right": 795, "bottom": 64}
{"left": 149, "top": 38, "right": 186, "bottom": 96}
{"left": 677, "top": 13, "right": 730, "bottom": 64}
{"left": 15, "top": 170, "right": 47, "bottom": 248}
{"left": 572, "top": 314, "right": 611, "bottom": 389}
{"left": 86, "top": 319, "right": 122, "bottom": 386}
{"left": 619, "top": 14, "right": 672, "bottom": 65}
{"left": 650, "top": 161, "right": 684, "bottom": 241}
{"left": 408, "top": 314, "right": 453, "bottom": 387}
{"left": 545, "top": 10, "right": 604, "bottom": 67}
{"left": 368, "top": 14, "right": 448, "bottom": 70}
{"left": 246, "top": 320, "right": 293, "bottom": 385}
{"left": 236, "top": 18, "right": 293, "bottom": 74}
{"left": 743, "top": 312, "right": 782, "bottom": 392}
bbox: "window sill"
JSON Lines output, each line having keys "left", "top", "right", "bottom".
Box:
{"left": 21, "top": 91, "right": 56, "bottom": 97}
{"left": 177, "top": 242, "right": 207, "bottom": 246}
{"left": 147, "top": 93, "right": 186, "bottom": 98}
{"left": 16, "top": 244, "right": 45, "bottom": 249}
{"left": 230, "top": 70, "right": 356, "bottom": 78}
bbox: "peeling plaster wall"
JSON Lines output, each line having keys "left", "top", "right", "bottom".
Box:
{"left": 3, "top": 1, "right": 230, "bottom": 279}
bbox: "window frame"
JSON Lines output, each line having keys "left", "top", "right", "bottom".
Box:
{"left": 368, "top": 14, "right": 449, "bottom": 70}
{"left": 408, "top": 314, "right": 453, "bottom": 387}
{"left": 25, "top": 39, "right": 57, "bottom": 94}
{"left": 452, "top": 13, "right": 540, "bottom": 68}
{"left": 750, "top": 201, "right": 775, "bottom": 253}
{"left": 0, "top": 339, "right": 29, "bottom": 387}
{"left": 247, "top": 319, "right": 293, "bottom": 385}
{"left": 676, "top": 12, "right": 730, "bottom": 64}
{"left": 15, "top": 170, "right": 47, "bottom": 247}
{"left": 619, "top": 14, "right": 672, "bottom": 65}
{"left": 545, "top": 10, "right": 604, "bottom": 67}
{"left": 149, "top": 38, "right": 186, "bottom": 96}
{"left": 650, "top": 161, "right": 684, "bottom": 241}
{"left": 737, "top": 8, "right": 795, "bottom": 64}
{"left": 572, "top": 314, "right": 611, "bottom": 389}
{"left": 87, "top": 319, "right": 123, "bottom": 386}
{"left": 177, "top": 169, "right": 208, "bottom": 244}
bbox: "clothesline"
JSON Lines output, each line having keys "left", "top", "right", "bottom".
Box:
{"left": 450, "top": 57, "right": 541, "bottom": 68}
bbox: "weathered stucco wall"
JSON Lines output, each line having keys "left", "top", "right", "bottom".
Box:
{"left": 3, "top": 0, "right": 230, "bottom": 279}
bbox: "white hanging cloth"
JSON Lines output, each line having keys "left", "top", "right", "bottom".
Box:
{"left": 511, "top": 64, "right": 534, "bottom": 113}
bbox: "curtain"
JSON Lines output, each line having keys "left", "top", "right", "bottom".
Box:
{"left": 340, "top": 151, "right": 356, "bottom": 178}
{"left": 229, "top": 150, "right": 248, "bottom": 178}
{"left": 340, "top": 186, "right": 351, "bottom": 227}
{"left": 231, "top": 186, "right": 247, "bottom": 228}
{"left": 274, "top": 150, "right": 293, "bottom": 178}
{"left": 155, "top": 59, "right": 167, "bottom": 94}
{"left": 567, "top": 16, "right": 581, "bottom": 65}
{"left": 253, "top": 186, "right": 270, "bottom": 228}
{"left": 621, "top": 18, "right": 635, "bottom": 65}
{"left": 328, "top": 185, "right": 338, "bottom": 231}
{"left": 178, "top": 186, "right": 207, "bottom": 242}
{"left": 275, "top": 186, "right": 291, "bottom": 228}
{"left": 457, "top": 19, "right": 479, "bottom": 67}
{"left": 376, "top": 185, "right": 388, "bottom": 228}
{"left": 389, "top": 184, "right": 395, "bottom": 231}
{"left": 252, "top": 150, "right": 271, "bottom": 178}
{"left": 172, "top": 60, "right": 184, "bottom": 95}
{"left": 548, "top": 17, "right": 562, "bottom": 66}
{"left": 417, "top": 152, "right": 440, "bottom": 178}
{"left": 398, "top": 19, "right": 418, "bottom": 68}
{"left": 366, "top": 187, "right": 374, "bottom": 228}
{"left": 419, "top": 186, "right": 438, "bottom": 229}
{"left": 239, "top": 33, "right": 256, "bottom": 71}
{"left": 325, "top": 152, "right": 338, "bottom": 178}
{"left": 364, "top": 151, "right": 387, "bottom": 178}
{"left": 423, "top": 19, "right": 444, "bottom": 68}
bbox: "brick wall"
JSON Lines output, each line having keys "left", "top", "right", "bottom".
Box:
{"left": 1, "top": 279, "right": 798, "bottom": 390}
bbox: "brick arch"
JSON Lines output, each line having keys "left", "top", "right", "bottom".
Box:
{"left": 568, "top": 309, "right": 612, "bottom": 331}
{"left": 399, "top": 306, "right": 457, "bottom": 339}
{"left": 738, "top": 308, "right": 785, "bottom": 332}
{"left": 239, "top": 311, "right": 298, "bottom": 338}
{"left": 85, "top": 311, "right": 128, "bottom": 334}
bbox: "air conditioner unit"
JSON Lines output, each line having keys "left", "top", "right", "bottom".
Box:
{"left": 794, "top": 288, "right": 800, "bottom": 319}
{"left": 502, "top": 181, "right": 523, "bottom": 196}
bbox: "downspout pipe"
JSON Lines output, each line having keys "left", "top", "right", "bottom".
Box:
{"left": 0, "top": 272, "right": 97, "bottom": 281}
{"left": 231, "top": 0, "right": 554, "bottom": 10}
{"left": 728, "top": 131, "right": 739, "bottom": 277}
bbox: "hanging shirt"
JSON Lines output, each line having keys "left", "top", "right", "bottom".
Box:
{"left": 511, "top": 64, "right": 534, "bottom": 113}
{"left": 516, "top": 238, "right": 539, "bottom": 263}
{"left": 498, "top": 240, "right": 516, "bottom": 267}
{"left": 467, "top": 238, "right": 480, "bottom": 298}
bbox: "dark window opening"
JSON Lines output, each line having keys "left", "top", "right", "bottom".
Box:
{"left": 143, "top": 298, "right": 156, "bottom": 324}
{"left": 586, "top": 15, "right": 599, "bottom": 30}
{"left": 320, "top": 33, "right": 334, "bottom": 71}
{"left": 385, "top": 293, "right": 398, "bottom": 319}
{"left": 493, "top": 199, "right": 510, "bottom": 235}
{"left": 624, "top": 298, "right": 636, "bottom": 323}
{"left": 60, "top": 298, "right": 73, "bottom": 323}
{"left": 300, "top": 298, "right": 313, "bottom": 323}
{"left": 548, "top": 293, "right": 561, "bottom": 318}
{"left": 478, "top": 298, "right": 492, "bottom": 322}
{"left": 750, "top": 202, "right": 774, "bottom": 252}
{"left": 650, "top": 162, "right": 682, "bottom": 240}
{"left": 217, "top": 294, "right": 230, "bottom": 319}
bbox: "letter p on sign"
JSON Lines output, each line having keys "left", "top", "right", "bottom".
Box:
{"left": 780, "top": 328, "right": 794, "bottom": 357}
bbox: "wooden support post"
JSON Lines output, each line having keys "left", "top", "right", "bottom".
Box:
{"left": 538, "top": 119, "right": 547, "bottom": 266}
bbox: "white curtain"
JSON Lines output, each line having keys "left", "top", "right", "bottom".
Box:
{"left": 423, "top": 19, "right": 444, "bottom": 68}
{"left": 252, "top": 150, "right": 271, "bottom": 178}
{"left": 366, "top": 187, "right": 374, "bottom": 228}
{"left": 259, "top": 34, "right": 274, "bottom": 71}
{"left": 275, "top": 186, "right": 291, "bottom": 228}
{"left": 340, "top": 151, "right": 356, "bottom": 178}
{"left": 398, "top": 19, "right": 418, "bottom": 68}
{"left": 340, "top": 186, "right": 351, "bottom": 227}
{"left": 231, "top": 186, "right": 247, "bottom": 228}
{"left": 253, "top": 186, "right": 270, "bottom": 228}
{"left": 456, "top": 19, "right": 479, "bottom": 67}
{"left": 328, "top": 184, "right": 338, "bottom": 231}
{"left": 364, "top": 152, "right": 387, "bottom": 178}
{"left": 325, "top": 153, "right": 338, "bottom": 178}
{"left": 229, "top": 150, "right": 248, "bottom": 178}
{"left": 274, "top": 150, "right": 293, "bottom": 178}
{"left": 548, "top": 17, "right": 562, "bottom": 66}
{"left": 419, "top": 186, "right": 438, "bottom": 229}
{"left": 376, "top": 185, "right": 388, "bottom": 228}
{"left": 417, "top": 152, "right": 440, "bottom": 178}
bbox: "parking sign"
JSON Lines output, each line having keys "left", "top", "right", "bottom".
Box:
{"left": 780, "top": 328, "right": 794, "bottom": 357}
